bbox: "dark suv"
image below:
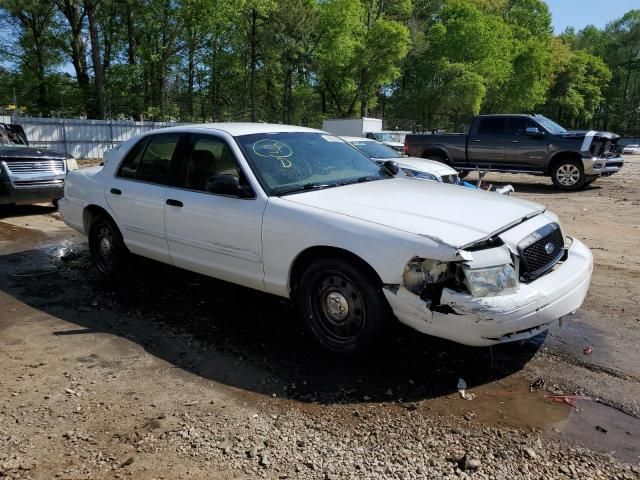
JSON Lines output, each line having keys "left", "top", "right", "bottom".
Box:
{"left": 0, "top": 123, "right": 76, "bottom": 206}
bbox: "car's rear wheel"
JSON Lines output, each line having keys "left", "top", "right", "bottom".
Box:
{"left": 551, "top": 159, "right": 586, "bottom": 190}
{"left": 89, "top": 216, "right": 128, "bottom": 276}
{"left": 297, "top": 258, "right": 388, "bottom": 356}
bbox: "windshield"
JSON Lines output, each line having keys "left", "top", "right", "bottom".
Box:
{"left": 372, "top": 132, "right": 405, "bottom": 143}
{"left": 235, "top": 132, "right": 390, "bottom": 195}
{"left": 351, "top": 141, "right": 402, "bottom": 159}
{"left": 534, "top": 115, "right": 567, "bottom": 135}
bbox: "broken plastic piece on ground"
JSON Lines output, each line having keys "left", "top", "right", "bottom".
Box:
{"left": 494, "top": 185, "right": 515, "bottom": 195}
{"left": 530, "top": 377, "right": 545, "bottom": 392}
{"left": 544, "top": 394, "right": 591, "bottom": 408}
{"left": 457, "top": 378, "right": 475, "bottom": 400}
{"left": 583, "top": 346, "right": 593, "bottom": 355}
{"left": 595, "top": 425, "right": 608, "bottom": 433}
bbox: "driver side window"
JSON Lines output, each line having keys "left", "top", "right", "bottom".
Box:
{"left": 178, "top": 135, "right": 251, "bottom": 197}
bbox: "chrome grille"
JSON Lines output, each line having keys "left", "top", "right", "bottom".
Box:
{"left": 13, "top": 179, "right": 63, "bottom": 187}
{"left": 4, "top": 159, "right": 65, "bottom": 174}
{"left": 518, "top": 223, "right": 565, "bottom": 281}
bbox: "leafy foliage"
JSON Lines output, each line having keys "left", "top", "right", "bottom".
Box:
{"left": 0, "top": 1, "right": 638, "bottom": 135}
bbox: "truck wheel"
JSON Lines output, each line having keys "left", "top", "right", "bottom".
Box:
{"left": 551, "top": 159, "right": 585, "bottom": 190}
{"left": 89, "top": 216, "right": 128, "bottom": 276}
{"left": 297, "top": 258, "right": 388, "bottom": 356}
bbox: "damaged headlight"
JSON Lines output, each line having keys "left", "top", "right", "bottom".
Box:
{"left": 402, "top": 258, "right": 455, "bottom": 296}
{"left": 66, "top": 158, "right": 79, "bottom": 171}
{"left": 463, "top": 264, "right": 518, "bottom": 297}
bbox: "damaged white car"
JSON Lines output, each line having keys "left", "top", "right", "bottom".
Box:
{"left": 59, "top": 124, "right": 593, "bottom": 355}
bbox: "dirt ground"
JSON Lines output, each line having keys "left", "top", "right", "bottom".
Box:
{"left": 1, "top": 158, "right": 639, "bottom": 479}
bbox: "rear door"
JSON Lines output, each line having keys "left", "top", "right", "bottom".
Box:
{"left": 467, "top": 117, "right": 508, "bottom": 167}
{"left": 105, "top": 133, "right": 182, "bottom": 263}
{"left": 164, "top": 133, "right": 267, "bottom": 290}
{"left": 504, "top": 117, "right": 548, "bottom": 171}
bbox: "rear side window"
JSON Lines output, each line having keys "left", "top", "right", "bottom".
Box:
{"left": 477, "top": 118, "right": 507, "bottom": 135}
{"left": 117, "top": 133, "right": 180, "bottom": 185}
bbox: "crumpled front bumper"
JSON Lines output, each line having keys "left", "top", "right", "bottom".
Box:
{"left": 582, "top": 156, "right": 624, "bottom": 176}
{"left": 383, "top": 237, "right": 593, "bottom": 347}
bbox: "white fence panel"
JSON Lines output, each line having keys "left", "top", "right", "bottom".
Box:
{"left": 4, "top": 115, "right": 184, "bottom": 159}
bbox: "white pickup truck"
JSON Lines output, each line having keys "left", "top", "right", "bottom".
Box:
{"left": 60, "top": 123, "right": 593, "bottom": 355}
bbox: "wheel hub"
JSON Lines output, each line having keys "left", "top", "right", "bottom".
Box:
{"left": 99, "top": 236, "right": 111, "bottom": 256}
{"left": 325, "top": 291, "right": 349, "bottom": 321}
{"left": 556, "top": 164, "right": 580, "bottom": 186}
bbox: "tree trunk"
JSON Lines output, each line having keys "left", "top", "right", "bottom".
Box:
{"left": 249, "top": 8, "right": 258, "bottom": 122}
{"left": 85, "top": 0, "right": 106, "bottom": 119}
{"left": 33, "top": 36, "right": 48, "bottom": 115}
{"left": 187, "top": 27, "right": 196, "bottom": 119}
{"left": 126, "top": 4, "right": 137, "bottom": 65}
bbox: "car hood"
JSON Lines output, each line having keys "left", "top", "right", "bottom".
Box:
{"left": 560, "top": 130, "right": 620, "bottom": 141}
{"left": 282, "top": 178, "right": 545, "bottom": 248}
{"left": 0, "top": 145, "right": 71, "bottom": 159}
{"left": 375, "top": 156, "right": 457, "bottom": 177}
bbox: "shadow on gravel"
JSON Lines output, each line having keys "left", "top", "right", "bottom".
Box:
{"left": 0, "top": 242, "right": 541, "bottom": 405}
{"left": 0, "top": 204, "right": 58, "bottom": 219}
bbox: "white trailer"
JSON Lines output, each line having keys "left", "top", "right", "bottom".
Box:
{"left": 322, "top": 118, "right": 383, "bottom": 138}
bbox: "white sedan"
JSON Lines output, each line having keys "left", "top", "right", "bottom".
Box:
{"left": 60, "top": 124, "right": 593, "bottom": 355}
{"left": 622, "top": 144, "right": 640, "bottom": 155}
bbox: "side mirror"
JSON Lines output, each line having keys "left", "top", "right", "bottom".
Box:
{"left": 525, "top": 127, "right": 544, "bottom": 137}
{"left": 205, "top": 174, "right": 250, "bottom": 197}
{"left": 383, "top": 160, "right": 400, "bottom": 175}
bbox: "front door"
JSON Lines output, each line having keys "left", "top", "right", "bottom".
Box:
{"left": 105, "top": 132, "right": 183, "bottom": 263}
{"left": 504, "top": 117, "right": 548, "bottom": 171}
{"left": 164, "top": 134, "right": 267, "bottom": 290}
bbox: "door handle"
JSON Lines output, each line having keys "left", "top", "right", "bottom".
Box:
{"left": 509, "top": 140, "right": 520, "bottom": 143}
{"left": 471, "top": 139, "right": 481, "bottom": 143}
{"left": 166, "top": 199, "right": 183, "bottom": 207}
{"left": 110, "top": 188, "right": 122, "bottom": 195}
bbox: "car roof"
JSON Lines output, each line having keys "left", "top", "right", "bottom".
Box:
{"left": 156, "top": 122, "right": 324, "bottom": 137}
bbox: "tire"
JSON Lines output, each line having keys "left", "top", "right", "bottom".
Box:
{"left": 297, "top": 258, "right": 388, "bottom": 356}
{"left": 88, "top": 216, "right": 128, "bottom": 276}
{"left": 52, "top": 198, "right": 60, "bottom": 209}
{"left": 551, "top": 158, "right": 586, "bottom": 191}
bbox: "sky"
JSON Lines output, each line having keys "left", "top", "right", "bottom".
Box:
{"left": 546, "top": 0, "right": 638, "bottom": 33}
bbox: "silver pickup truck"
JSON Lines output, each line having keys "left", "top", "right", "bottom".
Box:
{"left": 0, "top": 123, "right": 77, "bottom": 206}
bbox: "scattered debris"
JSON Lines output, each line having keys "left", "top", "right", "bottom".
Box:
{"left": 118, "top": 457, "right": 134, "bottom": 468}
{"left": 457, "top": 378, "right": 475, "bottom": 401}
{"left": 523, "top": 447, "right": 537, "bottom": 460}
{"left": 544, "top": 394, "right": 590, "bottom": 408}
{"left": 530, "top": 378, "right": 545, "bottom": 392}
{"left": 583, "top": 346, "right": 593, "bottom": 355}
{"left": 595, "top": 426, "right": 608, "bottom": 434}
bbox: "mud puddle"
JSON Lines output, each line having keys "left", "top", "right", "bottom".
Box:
{"left": 419, "top": 374, "right": 640, "bottom": 463}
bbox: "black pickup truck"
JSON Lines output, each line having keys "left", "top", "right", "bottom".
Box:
{"left": 404, "top": 114, "right": 623, "bottom": 190}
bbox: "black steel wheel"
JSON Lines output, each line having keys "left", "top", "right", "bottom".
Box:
{"left": 89, "top": 216, "right": 128, "bottom": 276}
{"left": 297, "top": 258, "right": 388, "bottom": 355}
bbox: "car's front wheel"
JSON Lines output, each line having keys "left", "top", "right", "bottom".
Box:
{"left": 551, "top": 159, "right": 585, "bottom": 190}
{"left": 89, "top": 216, "right": 128, "bottom": 276}
{"left": 297, "top": 258, "right": 388, "bottom": 356}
